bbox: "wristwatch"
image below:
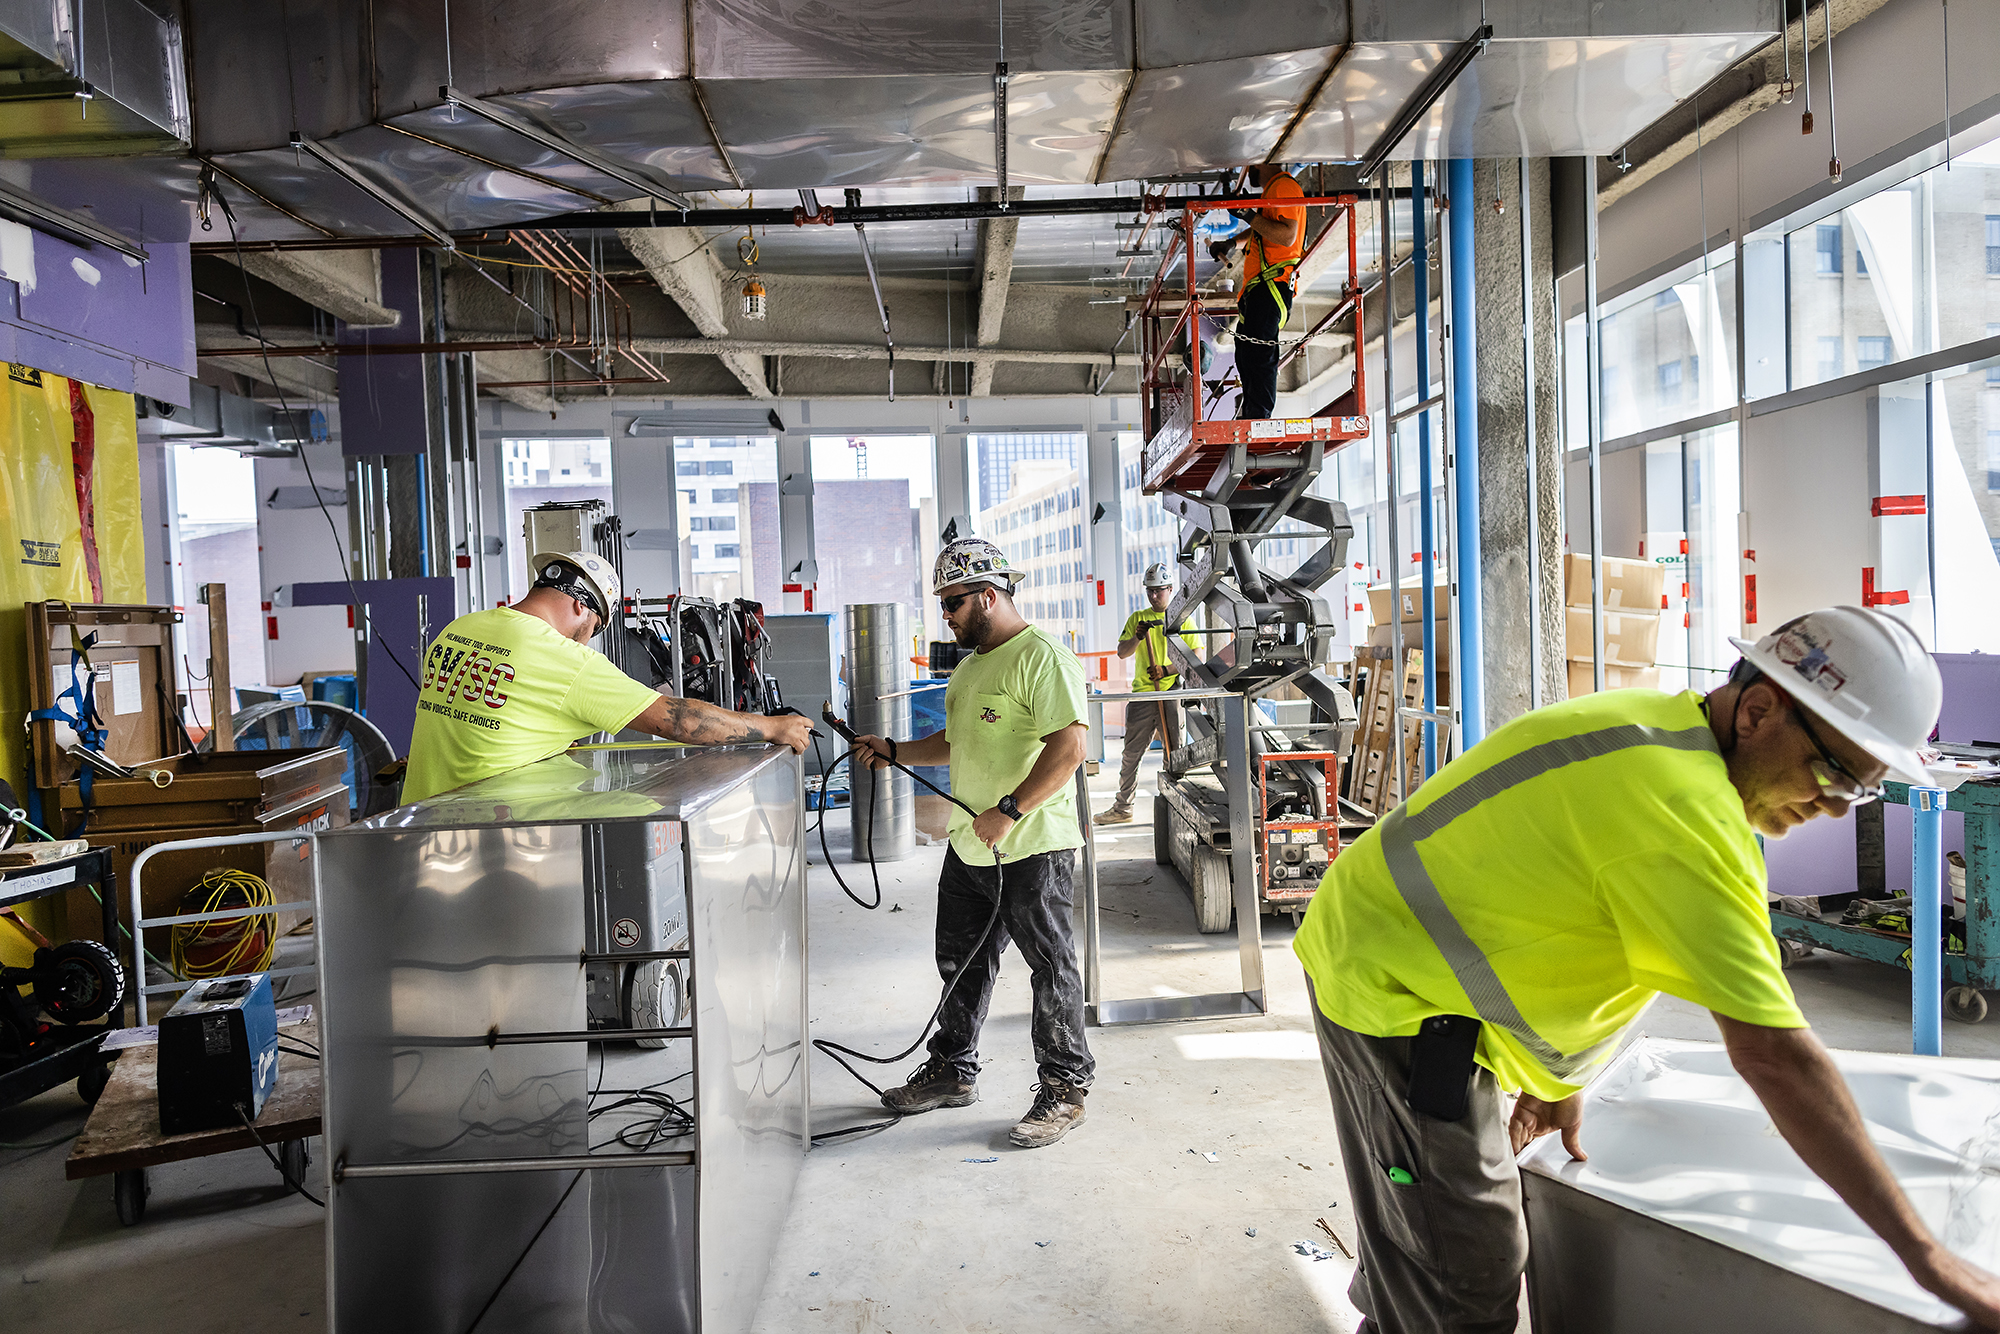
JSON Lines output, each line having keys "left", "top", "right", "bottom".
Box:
{"left": 996, "top": 793, "right": 1023, "bottom": 821}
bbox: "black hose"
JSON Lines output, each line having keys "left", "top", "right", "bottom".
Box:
{"left": 808, "top": 707, "right": 1006, "bottom": 1144}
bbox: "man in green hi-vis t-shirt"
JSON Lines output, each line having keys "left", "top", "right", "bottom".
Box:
{"left": 1095, "top": 560, "right": 1202, "bottom": 825}
{"left": 850, "top": 537, "right": 1093, "bottom": 1150}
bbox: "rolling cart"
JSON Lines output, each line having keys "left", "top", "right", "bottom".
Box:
{"left": 0, "top": 846, "right": 125, "bottom": 1111}
{"left": 1769, "top": 777, "right": 2000, "bottom": 1021}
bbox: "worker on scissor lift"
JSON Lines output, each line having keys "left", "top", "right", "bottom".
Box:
{"left": 1292, "top": 607, "right": 2000, "bottom": 1331}
{"left": 851, "top": 538, "right": 1095, "bottom": 1149}
{"left": 401, "top": 550, "right": 810, "bottom": 805}
{"left": 1208, "top": 163, "right": 1306, "bottom": 421}
{"left": 1094, "top": 561, "right": 1202, "bottom": 826}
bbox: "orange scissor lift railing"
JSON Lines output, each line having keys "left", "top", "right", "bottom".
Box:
{"left": 1128, "top": 193, "right": 1372, "bottom": 937}
{"left": 1137, "top": 194, "right": 1369, "bottom": 496}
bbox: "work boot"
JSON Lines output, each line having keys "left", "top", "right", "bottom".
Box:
{"left": 1009, "top": 1080, "right": 1087, "bottom": 1148}
{"left": 1092, "top": 806, "right": 1133, "bottom": 826}
{"left": 881, "top": 1056, "right": 977, "bottom": 1114}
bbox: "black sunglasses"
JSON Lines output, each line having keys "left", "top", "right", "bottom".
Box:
{"left": 940, "top": 588, "right": 986, "bottom": 615}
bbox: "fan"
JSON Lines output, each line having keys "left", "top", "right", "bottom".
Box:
{"left": 200, "top": 699, "right": 399, "bottom": 818}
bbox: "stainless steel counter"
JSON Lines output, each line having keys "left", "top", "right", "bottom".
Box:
{"left": 316, "top": 744, "right": 806, "bottom": 1334}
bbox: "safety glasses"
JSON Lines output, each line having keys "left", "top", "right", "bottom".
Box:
{"left": 939, "top": 589, "right": 984, "bottom": 615}
{"left": 1793, "top": 708, "right": 1884, "bottom": 806}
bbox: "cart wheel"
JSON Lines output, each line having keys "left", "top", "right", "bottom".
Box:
{"left": 1946, "top": 987, "right": 1988, "bottom": 1025}
{"left": 279, "top": 1137, "right": 310, "bottom": 1189}
{"left": 1191, "top": 846, "right": 1234, "bottom": 934}
{"left": 76, "top": 1058, "right": 110, "bottom": 1106}
{"left": 1153, "top": 795, "right": 1173, "bottom": 867}
{"left": 1778, "top": 939, "right": 1813, "bottom": 969}
{"left": 114, "top": 1168, "right": 148, "bottom": 1226}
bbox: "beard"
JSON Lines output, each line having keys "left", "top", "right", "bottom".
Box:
{"left": 952, "top": 597, "right": 991, "bottom": 648}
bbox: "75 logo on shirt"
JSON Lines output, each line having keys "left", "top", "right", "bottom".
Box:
{"left": 980, "top": 706, "right": 1000, "bottom": 723}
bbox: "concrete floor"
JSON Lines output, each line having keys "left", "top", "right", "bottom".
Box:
{"left": 2, "top": 753, "right": 1991, "bottom": 1332}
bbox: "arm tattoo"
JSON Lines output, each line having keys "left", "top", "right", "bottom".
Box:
{"left": 658, "top": 696, "right": 766, "bottom": 746}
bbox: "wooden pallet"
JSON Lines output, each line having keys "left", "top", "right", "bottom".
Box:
{"left": 1347, "top": 647, "right": 1453, "bottom": 816}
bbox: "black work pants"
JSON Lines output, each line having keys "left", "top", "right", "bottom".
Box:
{"left": 1235, "top": 279, "right": 1291, "bottom": 422}
{"left": 928, "top": 848, "right": 1094, "bottom": 1091}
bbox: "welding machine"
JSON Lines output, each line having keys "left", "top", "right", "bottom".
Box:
{"left": 157, "top": 973, "right": 279, "bottom": 1135}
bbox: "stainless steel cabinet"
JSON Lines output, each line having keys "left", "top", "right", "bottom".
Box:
{"left": 316, "top": 746, "right": 807, "bottom": 1334}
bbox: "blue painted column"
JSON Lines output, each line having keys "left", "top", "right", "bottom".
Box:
{"left": 1412, "top": 161, "right": 1437, "bottom": 776}
{"left": 1447, "top": 158, "right": 1484, "bottom": 747}
{"left": 1913, "top": 787, "right": 1947, "bottom": 1056}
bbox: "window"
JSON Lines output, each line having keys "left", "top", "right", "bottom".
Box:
{"left": 711, "top": 487, "right": 739, "bottom": 503}
{"left": 1857, "top": 336, "right": 1893, "bottom": 370}
{"left": 1989, "top": 430, "right": 2000, "bottom": 492}
{"left": 1656, "top": 361, "right": 1683, "bottom": 400}
{"left": 1817, "top": 336, "right": 1843, "bottom": 381}
{"left": 705, "top": 460, "right": 733, "bottom": 476}
{"left": 688, "top": 516, "right": 705, "bottom": 532}
{"left": 714, "top": 544, "right": 740, "bottom": 559}
{"left": 1855, "top": 247, "right": 1868, "bottom": 277}
{"left": 677, "top": 461, "right": 701, "bottom": 476}
{"left": 1816, "top": 224, "right": 1842, "bottom": 275}
{"left": 1988, "top": 216, "right": 2000, "bottom": 277}
{"left": 1989, "top": 326, "right": 2000, "bottom": 383}
{"left": 705, "top": 515, "right": 736, "bottom": 532}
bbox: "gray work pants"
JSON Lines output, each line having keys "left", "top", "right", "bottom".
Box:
{"left": 1306, "top": 976, "right": 1528, "bottom": 1334}
{"left": 1111, "top": 695, "right": 1180, "bottom": 812}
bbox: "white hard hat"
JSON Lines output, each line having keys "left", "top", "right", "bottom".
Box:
{"left": 531, "top": 550, "right": 623, "bottom": 624}
{"left": 932, "top": 537, "right": 1024, "bottom": 595}
{"left": 1143, "top": 561, "right": 1174, "bottom": 589}
{"left": 1728, "top": 607, "right": 1940, "bottom": 786}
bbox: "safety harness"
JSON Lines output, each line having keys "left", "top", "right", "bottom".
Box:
{"left": 1232, "top": 225, "right": 1300, "bottom": 350}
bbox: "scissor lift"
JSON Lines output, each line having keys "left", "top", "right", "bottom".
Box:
{"left": 1138, "top": 193, "right": 1373, "bottom": 931}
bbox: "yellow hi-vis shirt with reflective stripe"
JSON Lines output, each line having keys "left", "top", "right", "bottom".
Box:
{"left": 1294, "top": 688, "right": 1804, "bottom": 1101}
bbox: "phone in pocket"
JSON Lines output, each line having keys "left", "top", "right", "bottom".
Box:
{"left": 1405, "top": 1014, "right": 1480, "bottom": 1121}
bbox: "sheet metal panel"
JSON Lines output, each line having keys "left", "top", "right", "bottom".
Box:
{"left": 319, "top": 821, "right": 592, "bottom": 1329}
{"left": 476, "top": 82, "right": 740, "bottom": 195}
{"left": 323, "top": 121, "right": 619, "bottom": 230}
{"left": 1520, "top": 1037, "right": 2000, "bottom": 1330}
{"left": 693, "top": 0, "right": 1129, "bottom": 77}
{"left": 321, "top": 744, "right": 804, "bottom": 1334}
{"left": 1098, "top": 48, "right": 1339, "bottom": 182}
{"left": 186, "top": 0, "right": 372, "bottom": 154}
{"left": 371, "top": 0, "right": 688, "bottom": 112}
{"left": 1133, "top": 0, "right": 1348, "bottom": 69}
{"left": 699, "top": 71, "right": 1126, "bottom": 189}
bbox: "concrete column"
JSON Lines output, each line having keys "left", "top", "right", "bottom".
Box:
{"left": 1471, "top": 158, "right": 1565, "bottom": 727}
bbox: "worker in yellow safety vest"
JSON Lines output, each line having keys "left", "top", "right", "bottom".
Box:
{"left": 1293, "top": 606, "right": 2000, "bottom": 1332}
{"left": 1208, "top": 163, "right": 1305, "bottom": 421}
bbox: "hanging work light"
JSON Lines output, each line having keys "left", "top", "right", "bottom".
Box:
{"left": 741, "top": 276, "right": 767, "bottom": 320}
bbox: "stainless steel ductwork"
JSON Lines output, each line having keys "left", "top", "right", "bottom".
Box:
{"left": 845, "top": 602, "right": 915, "bottom": 864}
{"left": 4, "top": 0, "right": 1777, "bottom": 246}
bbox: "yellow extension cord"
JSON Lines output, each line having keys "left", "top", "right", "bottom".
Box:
{"left": 169, "top": 867, "right": 277, "bottom": 981}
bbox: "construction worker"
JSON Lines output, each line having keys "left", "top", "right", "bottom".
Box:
{"left": 850, "top": 537, "right": 1093, "bottom": 1148}
{"left": 1209, "top": 162, "right": 1305, "bottom": 421}
{"left": 1095, "top": 561, "right": 1201, "bottom": 825}
{"left": 402, "top": 550, "right": 810, "bottom": 805}
{"left": 1293, "top": 607, "right": 2000, "bottom": 1332}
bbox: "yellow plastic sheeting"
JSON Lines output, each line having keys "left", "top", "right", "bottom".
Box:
{"left": 0, "top": 365, "right": 142, "bottom": 959}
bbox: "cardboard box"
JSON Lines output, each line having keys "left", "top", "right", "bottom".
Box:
{"left": 1368, "top": 582, "right": 1449, "bottom": 626}
{"left": 1566, "top": 659, "right": 1662, "bottom": 696}
{"left": 1563, "top": 606, "right": 1660, "bottom": 667}
{"left": 1563, "top": 553, "right": 1667, "bottom": 611}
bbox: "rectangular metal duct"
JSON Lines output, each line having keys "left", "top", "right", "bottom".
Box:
{"left": 0, "top": 0, "right": 188, "bottom": 156}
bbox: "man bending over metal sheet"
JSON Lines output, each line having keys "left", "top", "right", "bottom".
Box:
{"left": 1293, "top": 606, "right": 2000, "bottom": 1331}
{"left": 401, "top": 550, "right": 810, "bottom": 805}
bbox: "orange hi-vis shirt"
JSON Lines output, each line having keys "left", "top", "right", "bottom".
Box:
{"left": 1241, "top": 172, "right": 1306, "bottom": 287}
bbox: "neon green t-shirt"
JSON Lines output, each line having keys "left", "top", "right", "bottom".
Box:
{"left": 1293, "top": 688, "right": 1804, "bottom": 1102}
{"left": 402, "top": 607, "right": 660, "bottom": 804}
{"left": 942, "top": 624, "right": 1087, "bottom": 867}
{"left": 1118, "top": 608, "right": 1202, "bottom": 692}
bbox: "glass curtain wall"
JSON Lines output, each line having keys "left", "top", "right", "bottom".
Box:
{"left": 671, "top": 435, "right": 780, "bottom": 605}
{"left": 500, "top": 437, "right": 613, "bottom": 599}
{"left": 807, "top": 435, "right": 936, "bottom": 664}
{"left": 972, "top": 433, "right": 1090, "bottom": 650}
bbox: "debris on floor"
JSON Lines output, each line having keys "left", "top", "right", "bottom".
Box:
{"left": 1315, "top": 1217, "right": 1353, "bottom": 1259}
{"left": 1245, "top": 1227, "right": 1257, "bottom": 1237}
{"left": 963, "top": 1156, "right": 998, "bottom": 1164}
{"left": 1291, "top": 1240, "right": 1339, "bottom": 1262}
{"left": 1185, "top": 1149, "right": 1219, "bottom": 1162}
{"left": 1035, "top": 1240, "right": 1051, "bottom": 1248}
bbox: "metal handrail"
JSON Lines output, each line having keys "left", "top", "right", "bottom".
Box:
{"left": 130, "top": 830, "right": 320, "bottom": 1025}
